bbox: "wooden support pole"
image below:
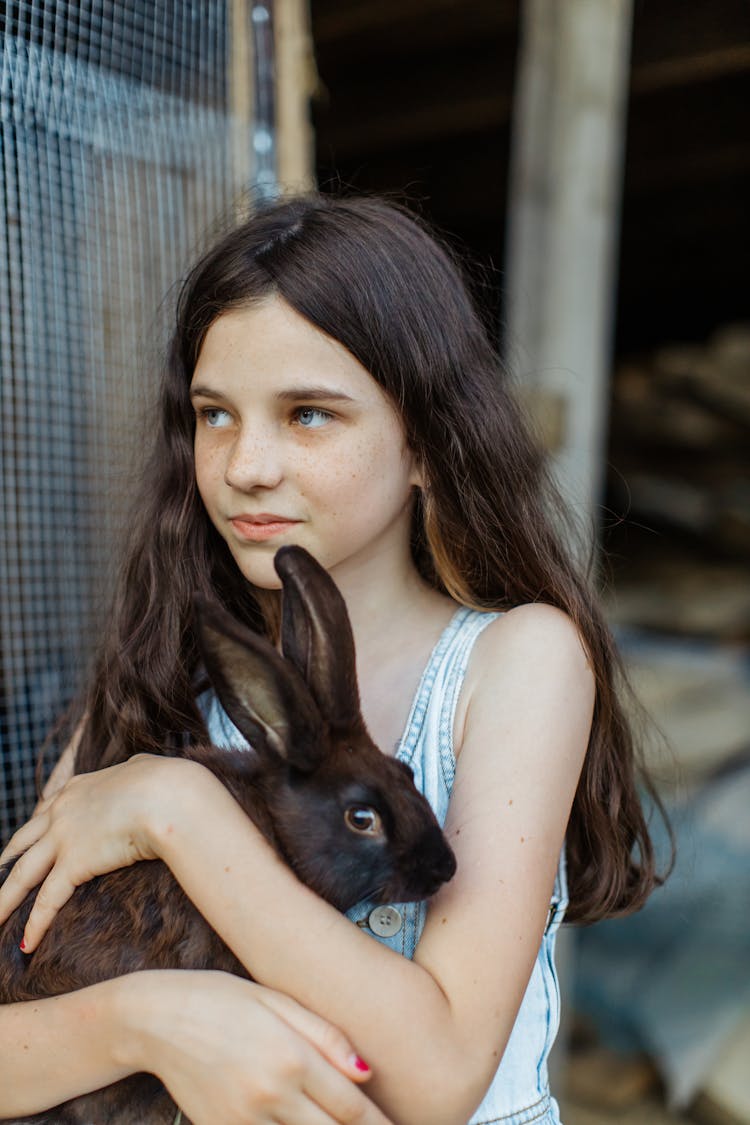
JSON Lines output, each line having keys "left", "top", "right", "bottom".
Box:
{"left": 227, "top": 0, "right": 256, "bottom": 211}
{"left": 230, "top": 0, "right": 255, "bottom": 206}
{"left": 230, "top": 0, "right": 315, "bottom": 201}
{"left": 276, "top": 0, "right": 316, "bottom": 191}
{"left": 505, "top": 0, "right": 634, "bottom": 531}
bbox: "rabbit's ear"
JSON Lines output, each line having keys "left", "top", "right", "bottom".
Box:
{"left": 274, "top": 547, "right": 361, "bottom": 728}
{"left": 194, "top": 596, "right": 323, "bottom": 771}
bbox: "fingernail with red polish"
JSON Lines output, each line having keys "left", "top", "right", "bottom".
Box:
{"left": 19, "top": 939, "right": 27, "bottom": 952}
{"left": 353, "top": 1055, "right": 370, "bottom": 1073}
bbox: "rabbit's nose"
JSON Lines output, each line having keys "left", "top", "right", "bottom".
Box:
{"left": 438, "top": 846, "right": 457, "bottom": 882}
{"left": 428, "top": 845, "right": 457, "bottom": 890}
{"left": 418, "top": 826, "right": 457, "bottom": 888}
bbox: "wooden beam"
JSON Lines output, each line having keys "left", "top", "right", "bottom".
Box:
{"left": 629, "top": 0, "right": 750, "bottom": 71}
{"left": 313, "top": 0, "right": 515, "bottom": 45}
{"left": 631, "top": 44, "right": 750, "bottom": 95}
{"left": 317, "top": 90, "right": 512, "bottom": 156}
{"left": 316, "top": 43, "right": 749, "bottom": 165}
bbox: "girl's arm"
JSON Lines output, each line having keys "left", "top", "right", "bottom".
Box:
{"left": 0, "top": 977, "right": 132, "bottom": 1116}
{"left": 1, "top": 604, "right": 594, "bottom": 1125}
{"left": 0, "top": 969, "right": 391, "bottom": 1122}
{"left": 154, "top": 606, "right": 593, "bottom": 1124}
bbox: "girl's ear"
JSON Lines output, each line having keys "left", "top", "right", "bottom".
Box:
{"left": 274, "top": 546, "right": 362, "bottom": 729}
{"left": 194, "top": 597, "right": 323, "bottom": 771}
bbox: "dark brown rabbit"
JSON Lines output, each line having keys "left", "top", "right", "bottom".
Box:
{"left": 0, "top": 546, "right": 456, "bottom": 1125}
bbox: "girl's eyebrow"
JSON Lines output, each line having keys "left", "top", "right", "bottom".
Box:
{"left": 188, "top": 384, "right": 356, "bottom": 404}
{"left": 189, "top": 384, "right": 229, "bottom": 401}
{"left": 275, "top": 386, "right": 356, "bottom": 403}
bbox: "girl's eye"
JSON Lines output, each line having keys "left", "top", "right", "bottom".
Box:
{"left": 294, "top": 407, "right": 332, "bottom": 429}
{"left": 201, "top": 407, "right": 232, "bottom": 428}
{"left": 344, "top": 806, "right": 383, "bottom": 837}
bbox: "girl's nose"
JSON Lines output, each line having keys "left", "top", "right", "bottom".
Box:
{"left": 224, "top": 428, "right": 284, "bottom": 491}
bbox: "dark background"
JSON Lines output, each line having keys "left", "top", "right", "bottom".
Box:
{"left": 310, "top": 0, "right": 749, "bottom": 355}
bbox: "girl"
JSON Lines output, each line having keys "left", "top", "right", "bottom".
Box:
{"left": 0, "top": 194, "right": 661, "bottom": 1125}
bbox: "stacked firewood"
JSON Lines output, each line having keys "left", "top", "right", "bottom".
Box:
{"left": 604, "top": 322, "right": 750, "bottom": 642}
{"left": 602, "top": 324, "right": 750, "bottom": 789}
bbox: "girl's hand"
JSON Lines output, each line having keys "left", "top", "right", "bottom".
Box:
{"left": 122, "top": 970, "right": 392, "bottom": 1125}
{"left": 0, "top": 754, "right": 190, "bottom": 952}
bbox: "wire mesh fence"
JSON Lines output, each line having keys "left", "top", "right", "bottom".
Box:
{"left": 1, "top": 1, "right": 263, "bottom": 841}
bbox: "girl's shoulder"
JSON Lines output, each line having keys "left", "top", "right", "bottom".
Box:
{"left": 454, "top": 602, "right": 595, "bottom": 761}
{"left": 471, "top": 601, "right": 591, "bottom": 675}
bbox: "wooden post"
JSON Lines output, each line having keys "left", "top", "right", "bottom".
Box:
{"left": 276, "top": 0, "right": 316, "bottom": 191}
{"left": 230, "top": 0, "right": 315, "bottom": 201}
{"left": 505, "top": 0, "right": 634, "bottom": 533}
{"left": 230, "top": 0, "right": 255, "bottom": 207}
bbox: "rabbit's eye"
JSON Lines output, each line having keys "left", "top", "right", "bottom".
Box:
{"left": 344, "top": 806, "right": 383, "bottom": 836}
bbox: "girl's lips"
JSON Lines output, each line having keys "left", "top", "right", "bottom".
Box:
{"left": 230, "top": 517, "right": 301, "bottom": 542}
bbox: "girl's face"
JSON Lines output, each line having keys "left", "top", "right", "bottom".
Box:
{"left": 190, "top": 297, "right": 422, "bottom": 590}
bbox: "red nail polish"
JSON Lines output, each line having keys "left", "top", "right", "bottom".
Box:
{"left": 19, "top": 939, "right": 27, "bottom": 952}
{"left": 353, "top": 1055, "right": 370, "bottom": 1073}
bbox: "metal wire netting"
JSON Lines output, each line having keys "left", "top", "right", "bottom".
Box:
{"left": 1, "top": 1, "right": 263, "bottom": 841}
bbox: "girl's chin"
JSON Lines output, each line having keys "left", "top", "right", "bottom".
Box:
{"left": 225, "top": 536, "right": 332, "bottom": 588}
{"left": 238, "top": 565, "right": 284, "bottom": 591}
{"left": 225, "top": 549, "right": 285, "bottom": 590}
{"left": 246, "top": 576, "right": 283, "bottom": 591}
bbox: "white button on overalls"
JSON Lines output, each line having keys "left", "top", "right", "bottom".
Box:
{"left": 367, "top": 905, "right": 403, "bottom": 936}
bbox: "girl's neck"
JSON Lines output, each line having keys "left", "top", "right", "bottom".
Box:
{"left": 328, "top": 542, "right": 458, "bottom": 759}
{"left": 329, "top": 541, "right": 456, "bottom": 664}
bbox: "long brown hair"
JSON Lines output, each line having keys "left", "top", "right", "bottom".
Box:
{"left": 72, "top": 193, "right": 666, "bottom": 923}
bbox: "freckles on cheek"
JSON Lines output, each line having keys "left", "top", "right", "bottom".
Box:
{"left": 195, "top": 443, "right": 222, "bottom": 473}
{"left": 194, "top": 448, "right": 224, "bottom": 502}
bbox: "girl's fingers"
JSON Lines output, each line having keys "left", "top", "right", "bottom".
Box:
{"left": 282, "top": 1093, "right": 358, "bottom": 1125}
{"left": 257, "top": 991, "right": 373, "bottom": 1085}
{"left": 139, "top": 973, "right": 392, "bottom": 1125}
{"left": 0, "top": 809, "right": 51, "bottom": 866}
{"left": 253, "top": 994, "right": 392, "bottom": 1124}
{"left": 282, "top": 1102, "right": 338, "bottom": 1125}
{"left": 0, "top": 838, "right": 56, "bottom": 926}
{"left": 300, "top": 1067, "right": 392, "bottom": 1125}
{"left": 0, "top": 835, "right": 77, "bottom": 953}
{"left": 19, "top": 868, "right": 79, "bottom": 952}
